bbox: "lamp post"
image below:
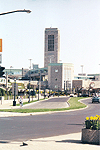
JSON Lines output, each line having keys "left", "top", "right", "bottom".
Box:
{"left": 81, "top": 65, "right": 84, "bottom": 75}
{"left": 58, "top": 86, "right": 59, "bottom": 97}
{"left": 64, "top": 80, "right": 65, "bottom": 94}
{"left": 37, "top": 70, "right": 42, "bottom": 101}
{"left": 10, "top": 66, "right": 13, "bottom": 76}
{"left": 38, "top": 84, "right": 39, "bottom": 101}
{"left": 6, "top": 71, "right": 8, "bottom": 100}
{"left": 0, "top": 9, "right": 31, "bottom": 15}
{"left": 77, "top": 87, "right": 79, "bottom": 97}
{"left": 13, "top": 78, "right": 16, "bottom": 106}
{"left": 28, "top": 59, "right": 32, "bottom": 103}
{"left": 49, "top": 85, "right": 50, "bottom": 97}
{"left": 44, "top": 87, "right": 45, "bottom": 99}
{"left": 32, "top": 85, "right": 34, "bottom": 101}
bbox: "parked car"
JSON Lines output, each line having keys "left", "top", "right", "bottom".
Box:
{"left": 81, "top": 94, "right": 89, "bottom": 97}
{"left": 92, "top": 96, "right": 100, "bottom": 103}
{"left": 70, "top": 94, "right": 77, "bottom": 97}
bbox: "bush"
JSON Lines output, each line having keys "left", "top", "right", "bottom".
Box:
{"left": 0, "top": 88, "right": 6, "bottom": 96}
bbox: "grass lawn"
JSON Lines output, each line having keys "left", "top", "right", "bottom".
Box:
{"left": 0, "top": 97, "right": 87, "bottom": 113}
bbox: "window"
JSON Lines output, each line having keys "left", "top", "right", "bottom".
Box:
{"left": 48, "top": 35, "right": 54, "bottom": 51}
{"left": 55, "top": 69, "right": 58, "bottom": 72}
{"left": 55, "top": 85, "right": 58, "bottom": 88}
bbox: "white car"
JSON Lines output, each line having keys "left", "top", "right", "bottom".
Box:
{"left": 70, "top": 94, "right": 77, "bottom": 97}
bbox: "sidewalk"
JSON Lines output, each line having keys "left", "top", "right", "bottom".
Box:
{"left": 0, "top": 132, "right": 99, "bottom": 150}
{"left": 0, "top": 94, "right": 44, "bottom": 109}
{"left": 0, "top": 95, "right": 45, "bottom": 117}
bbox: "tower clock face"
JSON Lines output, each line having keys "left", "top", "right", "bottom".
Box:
{"left": 90, "top": 82, "right": 95, "bottom": 88}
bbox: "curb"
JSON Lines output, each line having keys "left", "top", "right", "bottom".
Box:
{"left": 0, "top": 97, "right": 90, "bottom": 117}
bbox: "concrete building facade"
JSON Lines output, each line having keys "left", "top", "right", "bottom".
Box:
{"left": 48, "top": 63, "right": 74, "bottom": 91}
{"left": 44, "top": 28, "right": 60, "bottom": 68}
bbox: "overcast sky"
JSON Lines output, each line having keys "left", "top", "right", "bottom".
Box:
{"left": 0, "top": 0, "right": 100, "bottom": 75}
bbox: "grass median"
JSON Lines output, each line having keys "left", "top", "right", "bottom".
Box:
{"left": 0, "top": 97, "right": 87, "bottom": 113}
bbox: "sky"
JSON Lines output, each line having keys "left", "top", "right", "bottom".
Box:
{"left": 0, "top": 0, "right": 100, "bottom": 75}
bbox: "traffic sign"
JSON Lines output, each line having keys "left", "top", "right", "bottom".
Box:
{"left": 0, "top": 39, "right": 2, "bottom": 52}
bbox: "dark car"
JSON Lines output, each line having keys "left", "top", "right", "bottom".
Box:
{"left": 92, "top": 96, "right": 100, "bottom": 103}
{"left": 81, "top": 94, "right": 89, "bottom": 97}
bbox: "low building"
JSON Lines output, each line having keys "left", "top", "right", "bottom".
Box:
{"left": 87, "top": 74, "right": 100, "bottom": 81}
{"left": 48, "top": 63, "right": 74, "bottom": 91}
{"left": 72, "top": 79, "right": 91, "bottom": 91}
{"left": 72, "top": 74, "right": 100, "bottom": 94}
{"left": 4, "top": 68, "right": 28, "bottom": 79}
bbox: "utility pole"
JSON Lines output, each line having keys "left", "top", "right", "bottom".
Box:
{"left": 38, "top": 84, "right": 39, "bottom": 100}
{"left": 81, "top": 65, "right": 84, "bottom": 75}
{"left": 29, "top": 59, "right": 32, "bottom": 70}
{"left": 13, "top": 78, "right": 16, "bottom": 106}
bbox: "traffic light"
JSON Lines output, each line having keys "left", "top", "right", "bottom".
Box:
{"left": 0, "top": 66, "right": 5, "bottom": 77}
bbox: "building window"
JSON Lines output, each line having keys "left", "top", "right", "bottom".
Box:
{"left": 55, "top": 69, "right": 58, "bottom": 72}
{"left": 48, "top": 35, "right": 54, "bottom": 51}
{"left": 55, "top": 85, "right": 58, "bottom": 88}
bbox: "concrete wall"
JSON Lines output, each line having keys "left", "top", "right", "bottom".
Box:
{"left": 82, "top": 128, "right": 100, "bottom": 145}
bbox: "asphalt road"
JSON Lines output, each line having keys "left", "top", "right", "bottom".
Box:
{"left": 0, "top": 97, "right": 100, "bottom": 142}
{"left": 23, "top": 96, "right": 69, "bottom": 109}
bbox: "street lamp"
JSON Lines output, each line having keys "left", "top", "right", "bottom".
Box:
{"left": 81, "top": 65, "right": 84, "bottom": 75}
{"left": 49, "top": 85, "right": 50, "bottom": 97}
{"left": 10, "top": 66, "right": 13, "bottom": 75}
{"left": 38, "top": 84, "right": 39, "bottom": 101}
{"left": 13, "top": 78, "right": 16, "bottom": 106}
{"left": 28, "top": 59, "right": 32, "bottom": 103}
{"left": 6, "top": 71, "right": 8, "bottom": 100}
{"left": 58, "top": 86, "right": 59, "bottom": 97}
{"left": 0, "top": 9, "right": 31, "bottom": 15}
{"left": 64, "top": 80, "right": 65, "bottom": 94}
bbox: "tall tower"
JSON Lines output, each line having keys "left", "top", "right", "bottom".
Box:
{"left": 44, "top": 28, "right": 60, "bottom": 68}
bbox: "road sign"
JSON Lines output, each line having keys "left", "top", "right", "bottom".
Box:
{"left": 0, "top": 39, "right": 2, "bottom": 52}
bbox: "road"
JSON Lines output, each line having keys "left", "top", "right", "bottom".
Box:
{"left": 0, "top": 97, "right": 100, "bottom": 142}
{"left": 23, "top": 96, "right": 69, "bottom": 109}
